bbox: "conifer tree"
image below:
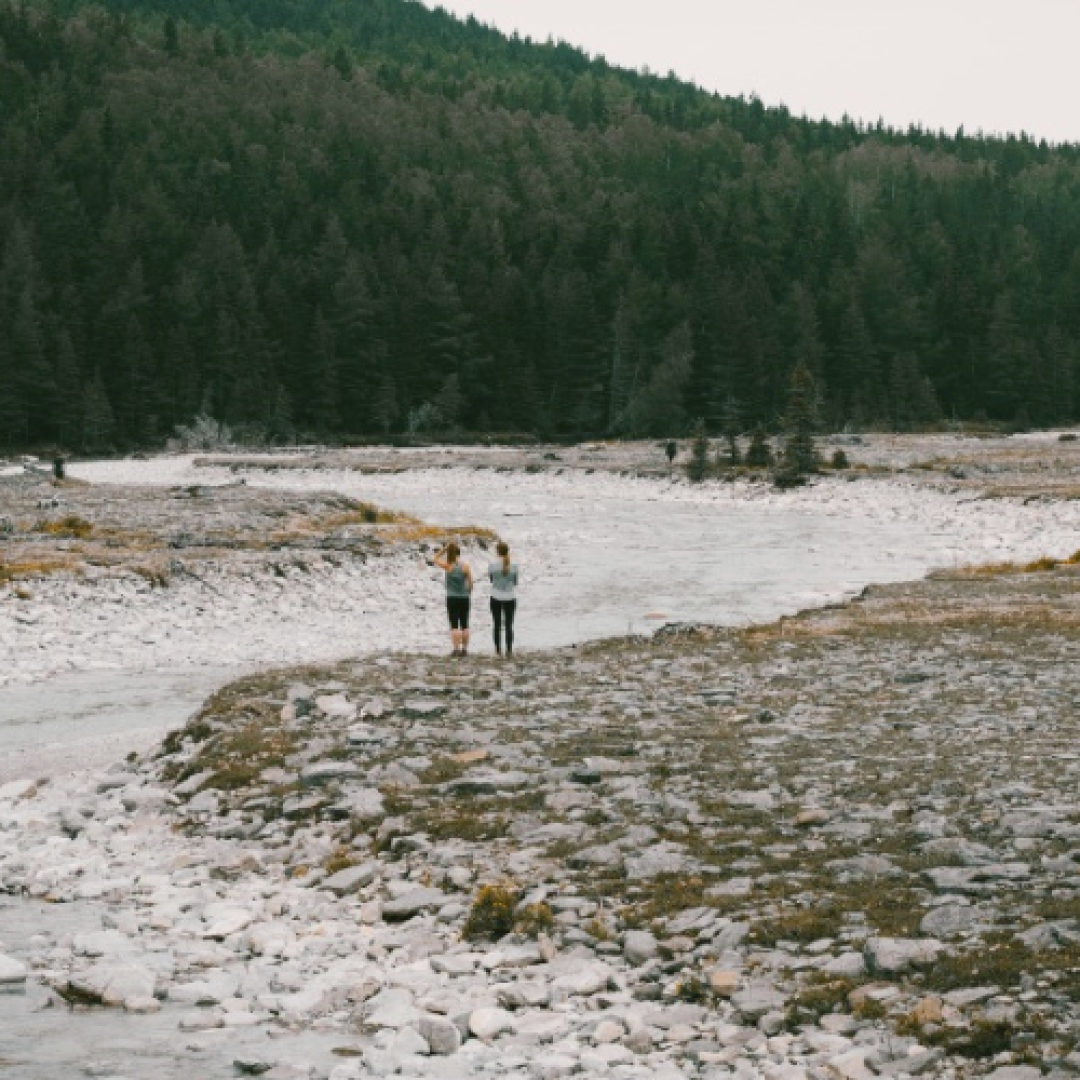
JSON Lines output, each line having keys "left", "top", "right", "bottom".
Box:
{"left": 776, "top": 363, "right": 820, "bottom": 486}
{"left": 82, "top": 369, "right": 116, "bottom": 451}
{"left": 686, "top": 418, "right": 709, "bottom": 483}
{"left": 720, "top": 396, "right": 742, "bottom": 466}
{"left": 744, "top": 425, "right": 774, "bottom": 468}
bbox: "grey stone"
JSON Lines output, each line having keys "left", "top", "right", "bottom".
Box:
{"left": 920, "top": 903, "right": 980, "bottom": 937}
{"left": 731, "top": 986, "right": 786, "bottom": 1020}
{"left": 828, "top": 854, "right": 901, "bottom": 879}
{"left": 321, "top": 861, "right": 379, "bottom": 896}
{"left": 68, "top": 961, "right": 157, "bottom": 1007}
{"left": 381, "top": 887, "right": 448, "bottom": 921}
{"left": 346, "top": 723, "right": 390, "bottom": 745}
{"left": 623, "top": 930, "right": 659, "bottom": 965}
{"left": 468, "top": 1006, "right": 513, "bottom": 1040}
{"left": 818, "top": 952, "right": 867, "bottom": 978}
{"left": 402, "top": 699, "right": 446, "bottom": 719}
{"left": 417, "top": 1013, "right": 462, "bottom": 1055}
{"left": 624, "top": 843, "right": 692, "bottom": 880}
{"left": 301, "top": 761, "right": 361, "bottom": 787}
{"left": 642, "top": 1003, "right": 707, "bottom": 1029}
{"left": 336, "top": 787, "right": 385, "bottom": 820}
{"left": 314, "top": 693, "right": 356, "bottom": 719}
{"left": 942, "top": 986, "right": 1001, "bottom": 1007}
{"left": 0, "top": 955, "right": 28, "bottom": 984}
{"left": 449, "top": 770, "right": 531, "bottom": 795}
{"left": 389, "top": 1026, "right": 429, "bottom": 1058}
{"left": 233, "top": 1058, "right": 277, "bottom": 1076}
{"left": 366, "top": 988, "right": 421, "bottom": 1029}
{"left": 567, "top": 843, "right": 623, "bottom": 869}
{"left": 864, "top": 936, "right": 944, "bottom": 974}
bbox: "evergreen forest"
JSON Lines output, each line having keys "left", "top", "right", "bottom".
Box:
{"left": 4, "top": 0, "right": 1080, "bottom": 449}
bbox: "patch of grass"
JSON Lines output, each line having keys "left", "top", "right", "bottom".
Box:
{"left": 418, "top": 758, "right": 469, "bottom": 785}
{"left": 171, "top": 710, "right": 300, "bottom": 798}
{"left": 786, "top": 976, "right": 859, "bottom": 1026}
{"left": 902, "top": 1014, "right": 1058, "bottom": 1062}
{"left": 34, "top": 514, "right": 93, "bottom": 538}
{"left": 324, "top": 850, "right": 358, "bottom": 875}
{"left": 462, "top": 884, "right": 519, "bottom": 941}
{"left": 955, "top": 550, "right": 1080, "bottom": 578}
{"left": 415, "top": 802, "right": 509, "bottom": 843}
{"left": 750, "top": 905, "right": 843, "bottom": 947}
{"left": 625, "top": 874, "right": 708, "bottom": 927}
{"left": 0, "top": 558, "right": 71, "bottom": 582}
{"left": 515, "top": 902, "right": 555, "bottom": 938}
{"left": 160, "top": 718, "right": 216, "bottom": 758}
{"left": 674, "top": 973, "right": 715, "bottom": 1004}
{"left": 920, "top": 935, "right": 1073, "bottom": 994}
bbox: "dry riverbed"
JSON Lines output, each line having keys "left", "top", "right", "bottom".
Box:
{"left": 4, "top": 561, "right": 1080, "bottom": 1079}
{"left": 4, "top": 434, "right": 1080, "bottom": 1079}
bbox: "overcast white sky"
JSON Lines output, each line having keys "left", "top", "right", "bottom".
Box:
{"left": 421, "top": 0, "right": 1080, "bottom": 145}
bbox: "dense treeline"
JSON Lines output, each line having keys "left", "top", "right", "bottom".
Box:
{"left": 3, "top": 0, "right": 1080, "bottom": 449}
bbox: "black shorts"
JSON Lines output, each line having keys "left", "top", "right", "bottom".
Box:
{"left": 446, "top": 596, "right": 470, "bottom": 630}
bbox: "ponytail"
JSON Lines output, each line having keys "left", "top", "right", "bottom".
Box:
{"left": 496, "top": 541, "right": 510, "bottom": 574}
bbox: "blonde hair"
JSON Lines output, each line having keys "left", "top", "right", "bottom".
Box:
{"left": 496, "top": 541, "right": 510, "bottom": 574}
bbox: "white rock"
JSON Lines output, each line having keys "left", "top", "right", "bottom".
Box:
{"left": 321, "top": 861, "right": 378, "bottom": 895}
{"left": 314, "top": 693, "right": 357, "bottom": 718}
{"left": 203, "top": 906, "right": 254, "bottom": 940}
{"left": 366, "top": 988, "right": 421, "bottom": 1029}
{"left": 592, "top": 1019, "right": 626, "bottom": 1044}
{"left": 0, "top": 955, "right": 28, "bottom": 983}
{"left": 417, "top": 1013, "right": 462, "bottom": 1055}
{"left": 864, "top": 936, "right": 943, "bottom": 974}
{"left": 549, "top": 961, "right": 613, "bottom": 996}
{"left": 69, "top": 961, "right": 157, "bottom": 1006}
{"left": 623, "top": 930, "right": 659, "bottom": 965}
{"left": 582, "top": 1043, "right": 634, "bottom": 1067}
{"left": 168, "top": 972, "right": 240, "bottom": 1005}
{"left": 390, "top": 1026, "right": 430, "bottom": 1059}
{"left": 468, "top": 1006, "right": 514, "bottom": 1040}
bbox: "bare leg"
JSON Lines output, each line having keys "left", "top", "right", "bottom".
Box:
{"left": 461, "top": 628, "right": 470, "bottom": 655}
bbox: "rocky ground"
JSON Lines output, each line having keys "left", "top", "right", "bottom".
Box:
{"left": 188, "top": 428, "right": 1080, "bottom": 496}
{"left": 4, "top": 555, "right": 1080, "bottom": 1079}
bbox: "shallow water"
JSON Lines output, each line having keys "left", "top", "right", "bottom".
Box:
{"left": 303, "top": 469, "right": 949, "bottom": 645}
{"left": 0, "top": 896, "right": 354, "bottom": 1078}
{"left": 0, "top": 666, "right": 238, "bottom": 785}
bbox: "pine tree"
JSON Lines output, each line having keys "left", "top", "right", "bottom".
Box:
{"left": 720, "top": 396, "right": 742, "bottom": 466}
{"left": 82, "top": 369, "right": 116, "bottom": 451}
{"left": 686, "top": 417, "right": 709, "bottom": 483}
{"left": 371, "top": 373, "right": 399, "bottom": 437}
{"left": 744, "top": 425, "right": 774, "bottom": 468}
{"left": 776, "top": 363, "right": 820, "bottom": 486}
{"left": 53, "top": 330, "right": 82, "bottom": 448}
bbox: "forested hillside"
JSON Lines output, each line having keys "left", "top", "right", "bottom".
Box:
{"left": 3, "top": 0, "right": 1080, "bottom": 449}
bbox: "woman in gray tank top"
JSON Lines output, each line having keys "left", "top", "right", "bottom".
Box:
{"left": 434, "top": 541, "right": 473, "bottom": 657}
{"left": 489, "top": 541, "right": 519, "bottom": 658}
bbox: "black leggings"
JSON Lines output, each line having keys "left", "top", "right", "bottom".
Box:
{"left": 491, "top": 598, "right": 516, "bottom": 654}
{"left": 446, "top": 596, "right": 470, "bottom": 630}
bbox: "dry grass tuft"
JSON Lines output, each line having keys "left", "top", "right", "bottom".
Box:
{"left": 34, "top": 514, "right": 93, "bottom": 538}
{"left": 462, "top": 884, "right": 519, "bottom": 941}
